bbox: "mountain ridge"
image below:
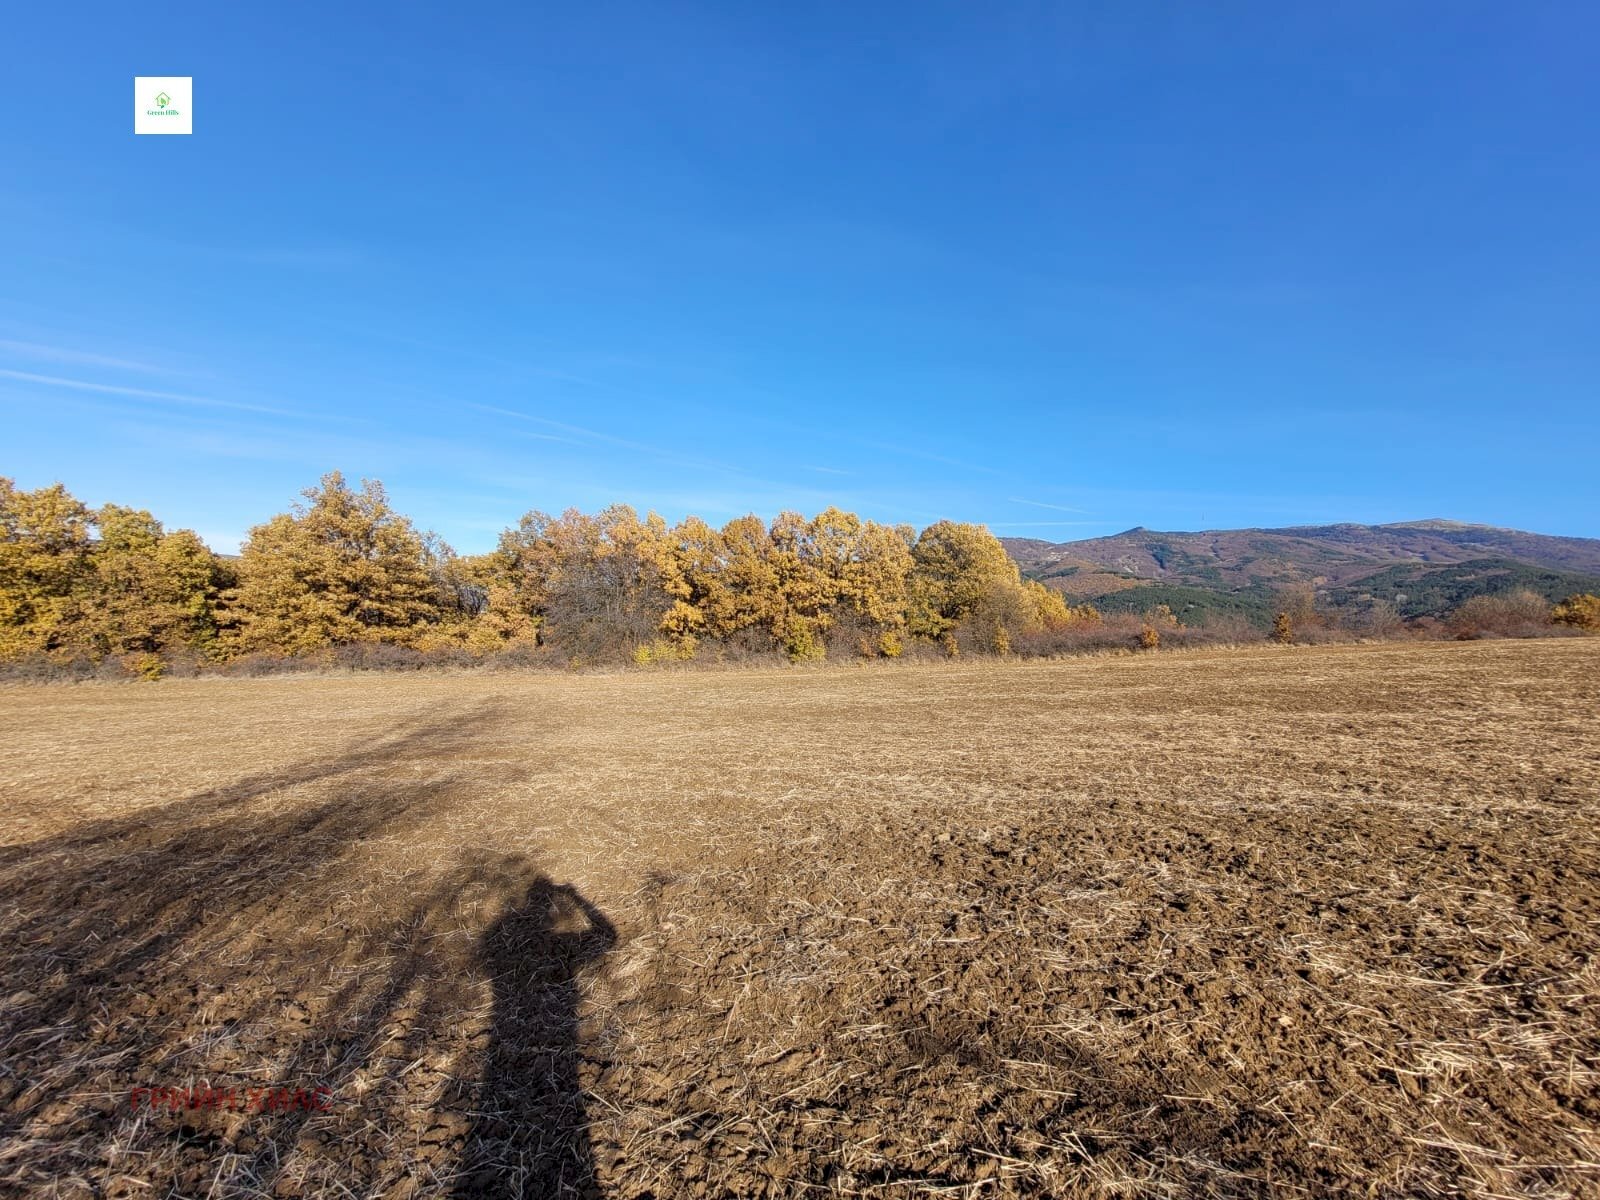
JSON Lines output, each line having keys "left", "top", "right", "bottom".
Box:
{"left": 1001, "top": 520, "right": 1600, "bottom": 621}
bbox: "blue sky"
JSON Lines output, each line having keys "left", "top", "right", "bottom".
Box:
{"left": 3, "top": 3, "right": 1598, "bottom": 553}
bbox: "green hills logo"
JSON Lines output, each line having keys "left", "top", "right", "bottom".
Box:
{"left": 135, "top": 76, "right": 191, "bottom": 134}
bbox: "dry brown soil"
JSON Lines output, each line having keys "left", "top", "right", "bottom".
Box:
{"left": 1, "top": 639, "right": 1597, "bottom": 1198}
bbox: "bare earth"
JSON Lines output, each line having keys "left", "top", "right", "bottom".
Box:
{"left": 1, "top": 640, "right": 1597, "bottom": 1199}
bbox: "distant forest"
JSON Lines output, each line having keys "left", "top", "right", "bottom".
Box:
{"left": 2, "top": 473, "right": 1595, "bottom": 679}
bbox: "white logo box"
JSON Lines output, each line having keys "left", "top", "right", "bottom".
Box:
{"left": 135, "top": 77, "right": 192, "bottom": 135}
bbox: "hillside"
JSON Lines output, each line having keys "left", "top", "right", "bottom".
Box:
{"left": 1004, "top": 521, "right": 1600, "bottom": 621}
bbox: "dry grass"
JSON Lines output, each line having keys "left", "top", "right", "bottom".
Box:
{"left": 1, "top": 639, "right": 1597, "bottom": 1198}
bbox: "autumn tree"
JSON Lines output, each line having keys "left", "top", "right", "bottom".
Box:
{"left": 0, "top": 480, "right": 226, "bottom": 665}
{"left": 710, "top": 514, "right": 786, "bottom": 645}
{"left": 443, "top": 552, "right": 539, "bottom": 654}
{"left": 907, "top": 520, "right": 1034, "bottom": 652}
{"left": 649, "top": 513, "right": 788, "bottom": 651}
{"left": 499, "top": 505, "right": 678, "bottom": 663}
{"left": 763, "top": 510, "right": 834, "bottom": 659}
{"left": 493, "top": 510, "right": 561, "bottom": 622}
{"left": 230, "top": 472, "right": 452, "bottom": 653}
{"left": 656, "top": 516, "right": 726, "bottom": 647}
{"left": 4, "top": 472, "right": 1158, "bottom": 671}
{"left": 809, "top": 509, "right": 915, "bottom": 656}
{"left": 1277, "top": 582, "right": 1321, "bottom": 631}
{"left": 1272, "top": 612, "right": 1294, "bottom": 644}
{"left": 78, "top": 504, "right": 225, "bottom": 658}
{"left": 0, "top": 479, "right": 95, "bottom": 658}
{"left": 1022, "top": 579, "right": 1098, "bottom": 630}
{"left": 1353, "top": 599, "right": 1403, "bottom": 638}
{"left": 1552, "top": 593, "right": 1600, "bottom": 632}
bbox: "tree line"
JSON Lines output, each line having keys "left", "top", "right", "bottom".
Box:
{"left": 0, "top": 472, "right": 1102, "bottom": 676}
{"left": 6, "top": 472, "right": 1595, "bottom": 679}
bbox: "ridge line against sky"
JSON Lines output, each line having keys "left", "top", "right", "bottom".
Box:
{"left": 4, "top": 3, "right": 1598, "bottom": 551}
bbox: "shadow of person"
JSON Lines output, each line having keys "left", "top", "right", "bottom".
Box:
{"left": 457, "top": 879, "right": 617, "bottom": 1199}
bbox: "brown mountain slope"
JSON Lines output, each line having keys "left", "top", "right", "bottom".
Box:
{"left": 1003, "top": 521, "right": 1600, "bottom": 592}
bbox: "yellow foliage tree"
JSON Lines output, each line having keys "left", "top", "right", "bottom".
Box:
{"left": 0, "top": 479, "right": 95, "bottom": 658}
{"left": 1, "top": 480, "right": 225, "bottom": 665}
{"left": 431, "top": 553, "right": 538, "bottom": 654}
{"left": 907, "top": 520, "right": 1029, "bottom": 642}
{"left": 708, "top": 514, "right": 785, "bottom": 642}
{"left": 496, "top": 505, "right": 678, "bottom": 662}
{"left": 1021, "top": 579, "right": 1098, "bottom": 631}
{"left": 767, "top": 510, "right": 836, "bottom": 656}
{"left": 9, "top": 472, "right": 1239, "bottom": 671}
{"left": 1277, "top": 583, "right": 1319, "bottom": 632}
{"left": 230, "top": 472, "right": 451, "bottom": 654}
{"left": 493, "top": 510, "right": 560, "bottom": 621}
{"left": 1023, "top": 579, "right": 1072, "bottom": 629}
{"left": 1552, "top": 593, "right": 1600, "bottom": 632}
{"left": 818, "top": 511, "right": 915, "bottom": 648}
{"left": 657, "top": 516, "right": 726, "bottom": 645}
{"left": 80, "top": 505, "right": 225, "bottom": 658}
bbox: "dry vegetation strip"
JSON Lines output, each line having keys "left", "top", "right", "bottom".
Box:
{"left": 1, "top": 639, "right": 1597, "bottom": 1198}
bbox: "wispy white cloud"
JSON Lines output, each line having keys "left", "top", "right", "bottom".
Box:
{"left": 466, "top": 400, "right": 814, "bottom": 496}
{"left": 985, "top": 520, "right": 1113, "bottom": 528}
{"left": 1007, "top": 496, "right": 1091, "bottom": 514}
{"left": 862, "top": 438, "right": 1005, "bottom": 478}
{"left": 329, "top": 327, "right": 631, "bottom": 394}
{"left": 467, "top": 403, "right": 586, "bottom": 445}
{"left": 0, "top": 339, "right": 172, "bottom": 374}
{"left": 0, "top": 369, "right": 295, "bottom": 416}
{"left": 805, "top": 465, "right": 850, "bottom": 475}
{"left": 474, "top": 405, "right": 675, "bottom": 458}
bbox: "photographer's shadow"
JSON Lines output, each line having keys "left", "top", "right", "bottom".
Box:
{"left": 457, "top": 879, "right": 616, "bottom": 1199}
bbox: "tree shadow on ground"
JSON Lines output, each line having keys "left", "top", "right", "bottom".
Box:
{"left": 0, "top": 699, "right": 619, "bottom": 1197}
